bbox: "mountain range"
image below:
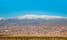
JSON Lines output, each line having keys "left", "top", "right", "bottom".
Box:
{"left": 0, "top": 15, "right": 67, "bottom": 37}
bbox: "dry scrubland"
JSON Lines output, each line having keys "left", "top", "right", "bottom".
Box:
{"left": 0, "top": 36, "right": 67, "bottom": 40}
{"left": 0, "top": 25, "right": 67, "bottom": 40}
{"left": 0, "top": 18, "right": 67, "bottom": 40}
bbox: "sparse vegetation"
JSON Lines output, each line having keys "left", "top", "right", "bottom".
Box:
{"left": 0, "top": 17, "right": 67, "bottom": 40}
{"left": 0, "top": 36, "right": 67, "bottom": 40}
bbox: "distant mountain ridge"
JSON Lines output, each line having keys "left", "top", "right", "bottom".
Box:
{"left": 0, "top": 15, "right": 67, "bottom": 37}
{"left": 0, "top": 18, "right": 67, "bottom": 27}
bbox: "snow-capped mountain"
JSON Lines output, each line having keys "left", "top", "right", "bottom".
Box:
{"left": 0, "top": 15, "right": 67, "bottom": 27}
{"left": 0, "top": 15, "right": 67, "bottom": 37}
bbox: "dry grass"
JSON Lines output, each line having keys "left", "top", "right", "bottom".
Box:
{"left": 0, "top": 36, "right": 67, "bottom": 40}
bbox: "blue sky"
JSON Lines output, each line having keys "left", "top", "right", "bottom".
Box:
{"left": 0, "top": 0, "right": 67, "bottom": 18}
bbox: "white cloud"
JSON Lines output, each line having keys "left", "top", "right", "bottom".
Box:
{"left": 16, "top": 14, "right": 67, "bottom": 19}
